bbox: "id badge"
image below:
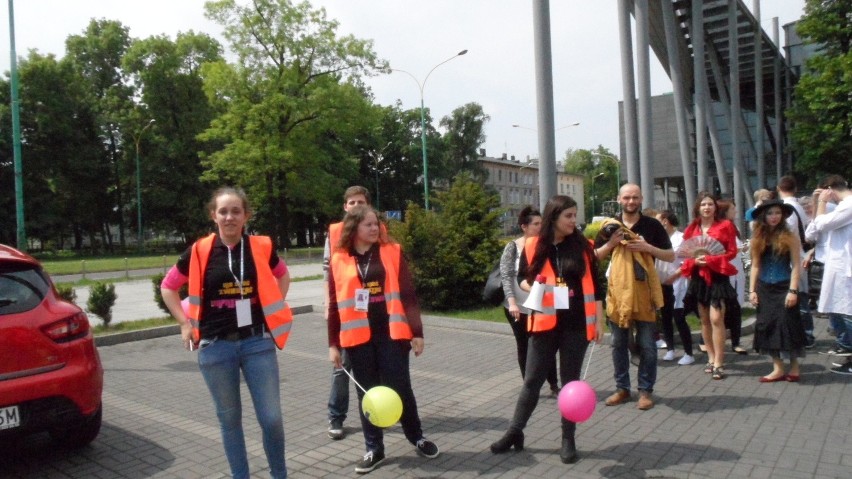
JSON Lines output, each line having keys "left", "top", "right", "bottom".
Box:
{"left": 554, "top": 286, "right": 570, "bottom": 310}
{"left": 354, "top": 288, "right": 370, "bottom": 312}
{"left": 236, "top": 298, "right": 253, "bottom": 327}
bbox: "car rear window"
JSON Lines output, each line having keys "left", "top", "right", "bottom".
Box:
{"left": 0, "top": 264, "right": 50, "bottom": 315}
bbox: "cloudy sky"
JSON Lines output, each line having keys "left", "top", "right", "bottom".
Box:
{"left": 0, "top": 0, "right": 805, "bottom": 160}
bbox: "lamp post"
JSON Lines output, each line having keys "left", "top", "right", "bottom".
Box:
{"left": 134, "top": 119, "right": 155, "bottom": 251}
{"left": 591, "top": 172, "right": 605, "bottom": 217}
{"left": 392, "top": 49, "right": 468, "bottom": 209}
{"left": 592, "top": 152, "right": 622, "bottom": 193}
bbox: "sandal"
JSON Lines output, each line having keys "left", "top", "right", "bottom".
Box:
{"left": 712, "top": 366, "right": 725, "bottom": 380}
{"left": 704, "top": 363, "right": 714, "bottom": 374}
{"left": 733, "top": 346, "right": 748, "bottom": 355}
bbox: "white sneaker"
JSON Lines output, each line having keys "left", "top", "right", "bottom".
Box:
{"left": 678, "top": 354, "right": 695, "bottom": 365}
{"left": 655, "top": 339, "right": 667, "bottom": 349}
{"left": 663, "top": 350, "right": 676, "bottom": 361}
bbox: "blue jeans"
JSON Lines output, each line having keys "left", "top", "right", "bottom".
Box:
{"left": 830, "top": 313, "right": 852, "bottom": 350}
{"left": 198, "top": 335, "right": 287, "bottom": 479}
{"left": 328, "top": 348, "right": 351, "bottom": 422}
{"left": 346, "top": 336, "right": 423, "bottom": 454}
{"left": 610, "top": 320, "right": 657, "bottom": 393}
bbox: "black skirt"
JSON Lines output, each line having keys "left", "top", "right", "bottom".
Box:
{"left": 752, "top": 280, "right": 806, "bottom": 356}
{"left": 684, "top": 270, "right": 737, "bottom": 313}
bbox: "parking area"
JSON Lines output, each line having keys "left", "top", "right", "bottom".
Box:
{"left": 2, "top": 311, "right": 850, "bottom": 478}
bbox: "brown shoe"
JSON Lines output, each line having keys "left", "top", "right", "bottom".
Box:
{"left": 637, "top": 391, "right": 654, "bottom": 410}
{"left": 605, "top": 389, "right": 630, "bottom": 406}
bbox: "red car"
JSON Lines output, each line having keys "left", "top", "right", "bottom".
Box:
{"left": 0, "top": 244, "right": 103, "bottom": 447}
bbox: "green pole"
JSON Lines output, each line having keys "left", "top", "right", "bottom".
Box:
{"left": 420, "top": 97, "right": 429, "bottom": 210}
{"left": 8, "top": 0, "right": 25, "bottom": 250}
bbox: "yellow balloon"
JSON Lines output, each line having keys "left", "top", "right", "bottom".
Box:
{"left": 362, "top": 386, "right": 403, "bottom": 428}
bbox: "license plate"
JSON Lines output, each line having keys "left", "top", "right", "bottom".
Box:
{"left": 0, "top": 405, "right": 20, "bottom": 430}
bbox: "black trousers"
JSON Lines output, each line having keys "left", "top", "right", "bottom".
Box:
{"left": 660, "top": 284, "right": 693, "bottom": 355}
{"left": 509, "top": 325, "right": 588, "bottom": 439}
{"left": 504, "top": 307, "right": 558, "bottom": 388}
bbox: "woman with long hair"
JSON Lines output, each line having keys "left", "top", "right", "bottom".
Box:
{"left": 500, "top": 206, "right": 559, "bottom": 393}
{"left": 748, "top": 200, "right": 805, "bottom": 382}
{"left": 161, "top": 187, "right": 292, "bottom": 479}
{"left": 490, "top": 195, "right": 605, "bottom": 464}
{"left": 681, "top": 192, "right": 739, "bottom": 380}
{"left": 327, "top": 205, "right": 439, "bottom": 474}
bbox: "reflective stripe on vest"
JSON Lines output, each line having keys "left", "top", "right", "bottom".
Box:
{"left": 186, "top": 234, "right": 293, "bottom": 349}
{"left": 524, "top": 236, "right": 598, "bottom": 340}
{"left": 331, "top": 243, "right": 413, "bottom": 347}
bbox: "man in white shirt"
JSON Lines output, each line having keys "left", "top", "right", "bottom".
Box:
{"left": 777, "top": 176, "right": 815, "bottom": 347}
{"left": 808, "top": 175, "right": 852, "bottom": 375}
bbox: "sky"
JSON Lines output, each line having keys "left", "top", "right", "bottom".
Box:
{"left": 0, "top": 0, "right": 806, "bottom": 161}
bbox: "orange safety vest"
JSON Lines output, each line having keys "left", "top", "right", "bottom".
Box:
{"left": 187, "top": 234, "right": 293, "bottom": 350}
{"left": 524, "top": 236, "right": 598, "bottom": 340}
{"left": 331, "top": 242, "right": 413, "bottom": 347}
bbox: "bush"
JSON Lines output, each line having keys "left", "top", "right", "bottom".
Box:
{"left": 152, "top": 273, "right": 188, "bottom": 314}
{"left": 391, "top": 173, "right": 504, "bottom": 311}
{"left": 55, "top": 284, "right": 77, "bottom": 303}
{"left": 87, "top": 282, "right": 117, "bottom": 328}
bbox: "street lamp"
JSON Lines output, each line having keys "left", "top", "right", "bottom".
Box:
{"left": 392, "top": 49, "right": 468, "bottom": 209}
{"left": 512, "top": 121, "right": 580, "bottom": 132}
{"left": 591, "top": 172, "right": 605, "bottom": 217}
{"left": 592, "top": 152, "right": 622, "bottom": 193}
{"left": 134, "top": 119, "right": 155, "bottom": 251}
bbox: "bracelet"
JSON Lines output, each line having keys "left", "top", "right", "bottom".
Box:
{"left": 788, "top": 289, "right": 798, "bottom": 294}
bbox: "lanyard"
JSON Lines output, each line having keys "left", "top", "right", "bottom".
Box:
{"left": 227, "top": 238, "right": 245, "bottom": 298}
{"left": 357, "top": 250, "right": 373, "bottom": 287}
{"left": 552, "top": 244, "right": 564, "bottom": 284}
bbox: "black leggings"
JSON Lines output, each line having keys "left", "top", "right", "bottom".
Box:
{"left": 504, "top": 307, "right": 557, "bottom": 388}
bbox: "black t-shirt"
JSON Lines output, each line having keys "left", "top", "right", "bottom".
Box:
{"left": 518, "top": 238, "right": 604, "bottom": 332}
{"left": 594, "top": 213, "right": 672, "bottom": 251}
{"left": 176, "top": 235, "right": 280, "bottom": 339}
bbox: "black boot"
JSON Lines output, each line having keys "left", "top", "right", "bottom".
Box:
{"left": 560, "top": 421, "right": 578, "bottom": 464}
{"left": 560, "top": 437, "right": 578, "bottom": 464}
{"left": 490, "top": 429, "right": 524, "bottom": 453}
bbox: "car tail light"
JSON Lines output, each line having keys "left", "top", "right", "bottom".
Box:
{"left": 41, "top": 312, "right": 91, "bottom": 342}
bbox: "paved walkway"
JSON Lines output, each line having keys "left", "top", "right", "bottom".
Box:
{"left": 2, "top": 299, "right": 849, "bottom": 478}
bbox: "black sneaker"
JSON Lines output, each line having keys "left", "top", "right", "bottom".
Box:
{"left": 819, "top": 346, "right": 852, "bottom": 356}
{"left": 328, "top": 419, "right": 344, "bottom": 440}
{"left": 835, "top": 348, "right": 852, "bottom": 357}
{"left": 355, "top": 450, "right": 385, "bottom": 474}
{"left": 804, "top": 336, "right": 816, "bottom": 349}
{"left": 829, "top": 361, "right": 852, "bottom": 376}
{"left": 415, "top": 438, "right": 440, "bottom": 458}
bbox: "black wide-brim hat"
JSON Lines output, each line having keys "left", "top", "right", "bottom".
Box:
{"left": 752, "top": 199, "right": 795, "bottom": 220}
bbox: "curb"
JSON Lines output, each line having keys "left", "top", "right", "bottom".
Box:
{"left": 95, "top": 307, "right": 756, "bottom": 348}
{"left": 94, "top": 304, "right": 315, "bottom": 347}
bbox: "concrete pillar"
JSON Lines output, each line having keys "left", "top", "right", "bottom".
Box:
{"left": 729, "top": 0, "right": 745, "bottom": 232}
{"left": 661, "top": 0, "right": 696, "bottom": 208}
{"left": 692, "top": 0, "right": 708, "bottom": 194}
{"left": 617, "top": 0, "right": 639, "bottom": 185}
{"left": 533, "top": 0, "right": 556, "bottom": 210}
{"left": 635, "top": 0, "right": 654, "bottom": 207}
{"left": 773, "top": 17, "right": 783, "bottom": 181}
{"left": 754, "top": 0, "right": 766, "bottom": 188}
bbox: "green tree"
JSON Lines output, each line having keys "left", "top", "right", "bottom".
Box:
{"left": 123, "top": 31, "right": 225, "bottom": 241}
{"left": 788, "top": 0, "right": 852, "bottom": 182}
{"left": 65, "top": 19, "right": 136, "bottom": 250}
{"left": 391, "top": 173, "right": 503, "bottom": 310}
{"left": 564, "top": 146, "right": 620, "bottom": 220}
{"left": 199, "top": 0, "right": 386, "bottom": 246}
{"left": 437, "top": 102, "right": 490, "bottom": 183}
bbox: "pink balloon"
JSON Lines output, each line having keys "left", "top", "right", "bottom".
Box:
{"left": 558, "top": 380, "right": 597, "bottom": 423}
{"left": 180, "top": 297, "right": 191, "bottom": 316}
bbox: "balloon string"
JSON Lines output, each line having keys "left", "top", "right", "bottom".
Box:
{"left": 339, "top": 364, "right": 368, "bottom": 394}
{"left": 581, "top": 341, "right": 596, "bottom": 381}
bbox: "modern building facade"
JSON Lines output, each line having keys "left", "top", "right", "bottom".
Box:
{"left": 478, "top": 150, "right": 585, "bottom": 234}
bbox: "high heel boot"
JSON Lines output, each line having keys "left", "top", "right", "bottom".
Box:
{"left": 560, "top": 422, "right": 578, "bottom": 464}
{"left": 490, "top": 429, "right": 524, "bottom": 453}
